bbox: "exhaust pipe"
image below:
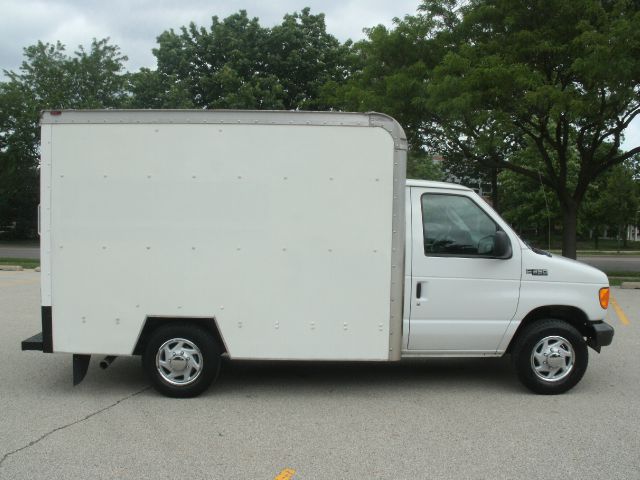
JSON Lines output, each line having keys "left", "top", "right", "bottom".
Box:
{"left": 99, "top": 356, "right": 117, "bottom": 370}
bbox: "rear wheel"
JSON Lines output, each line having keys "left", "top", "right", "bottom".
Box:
{"left": 512, "top": 319, "right": 588, "bottom": 394}
{"left": 142, "top": 324, "right": 221, "bottom": 398}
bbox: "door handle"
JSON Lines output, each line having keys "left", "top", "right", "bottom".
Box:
{"left": 415, "top": 281, "right": 426, "bottom": 305}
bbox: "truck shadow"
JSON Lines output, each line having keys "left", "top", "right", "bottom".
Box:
{"left": 43, "top": 355, "right": 524, "bottom": 395}
{"left": 210, "top": 356, "right": 523, "bottom": 395}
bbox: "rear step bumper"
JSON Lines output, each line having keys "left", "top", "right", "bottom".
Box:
{"left": 21, "top": 308, "right": 89, "bottom": 385}
{"left": 21, "top": 306, "right": 53, "bottom": 353}
{"left": 22, "top": 332, "right": 44, "bottom": 351}
{"left": 21, "top": 331, "right": 91, "bottom": 385}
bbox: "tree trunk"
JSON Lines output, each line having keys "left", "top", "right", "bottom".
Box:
{"left": 561, "top": 203, "right": 578, "bottom": 259}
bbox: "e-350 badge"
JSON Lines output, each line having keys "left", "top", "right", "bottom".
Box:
{"left": 526, "top": 269, "right": 548, "bottom": 276}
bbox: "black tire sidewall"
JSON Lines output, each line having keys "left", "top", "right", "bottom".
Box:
{"left": 142, "top": 324, "right": 221, "bottom": 398}
{"left": 513, "top": 320, "right": 588, "bottom": 395}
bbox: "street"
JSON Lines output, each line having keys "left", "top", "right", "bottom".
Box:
{"left": 0, "top": 270, "right": 637, "bottom": 479}
{"left": 0, "top": 244, "right": 39, "bottom": 259}
{"left": 579, "top": 255, "right": 640, "bottom": 272}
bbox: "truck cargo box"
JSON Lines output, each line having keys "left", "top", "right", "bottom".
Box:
{"left": 38, "top": 110, "right": 407, "bottom": 361}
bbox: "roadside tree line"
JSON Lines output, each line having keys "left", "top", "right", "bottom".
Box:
{"left": 1, "top": 1, "right": 639, "bottom": 257}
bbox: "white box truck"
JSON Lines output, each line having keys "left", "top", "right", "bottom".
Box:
{"left": 22, "top": 110, "right": 614, "bottom": 397}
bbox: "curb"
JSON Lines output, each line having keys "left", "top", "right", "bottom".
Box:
{"left": 0, "top": 265, "right": 24, "bottom": 271}
{"left": 620, "top": 282, "right": 640, "bottom": 289}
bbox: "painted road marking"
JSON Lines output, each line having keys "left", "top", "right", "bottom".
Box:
{"left": 273, "top": 468, "right": 296, "bottom": 480}
{"left": 611, "top": 296, "right": 630, "bottom": 326}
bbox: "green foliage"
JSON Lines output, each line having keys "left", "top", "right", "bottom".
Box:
{"left": 0, "top": 258, "right": 40, "bottom": 269}
{"left": 581, "top": 160, "right": 639, "bottom": 244}
{"left": 426, "top": 0, "right": 640, "bottom": 257}
{"left": 147, "top": 8, "right": 353, "bottom": 110}
{"left": 9, "top": 39, "right": 128, "bottom": 109}
{"left": 330, "top": 0, "right": 640, "bottom": 258}
{"left": 2, "top": 3, "right": 640, "bottom": 252}
{"left": 0, "top": 39, "right": 128, "bottom": 237}
{"left": 501, "top": 156, "right": 640, "bottom": 248}
{"left": 407, "top": 153, "right": 444, "bottom": 181}
{"left": 125, "top": 68, "right": 194, "bottom": 108}
{"left": 321, "top": 12, "right": 444, "bottom": 152}
{"left": 499, "top": 170, "right": 561, "bottom": 240}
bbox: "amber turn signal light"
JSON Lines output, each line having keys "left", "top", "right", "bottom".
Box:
{"left": 599, "top": 287, "right": 610, "bottom": 309}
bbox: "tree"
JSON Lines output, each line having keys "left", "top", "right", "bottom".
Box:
{"left": 426, "top": 0, "right": 640, "bottom": 258}
{"left": 322, "top": 18, "right": 432, "bottom": 146}
{"left": 582, "top": 161, "right": 639, "bottom": 248}
{"left": 125, "top": 68, "right": 194, "bottom": 109}
{"left": 321, "top": 10, "right": 461, "bottom": 186}
{"left": 439, "top": 151, "right": 501, "bottom": 210}
{"left": 500, "top": 154, "right": 639, "bottom": 250}
{"left": 322, "top": 4, "right": 508, "bottom": 208}
{"left": 264, "top": 9, "right": 355, "bottom": 110}
{"left": 0, "top": 81, "right": 39, "bottom": 238}
{"left": 499, "top": 167, "right": 560, "bottom": 249}
{"left": 146, "top": 9, "right": 353, "bottom": 110}
{"left": 408, "top": 152, "right": 444, "bottom": 180}
{"left": 330, "top": 0, "right": 640, "bottom": 258}
{"left": 0, "top": 39, "right": 128, "bottom": 237}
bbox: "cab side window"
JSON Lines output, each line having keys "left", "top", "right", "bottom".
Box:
{"left": 421, "top": 193, "right": 499, "bottom": 256}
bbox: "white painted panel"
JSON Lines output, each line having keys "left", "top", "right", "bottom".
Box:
{"left": 50, "top": 123, "right": 396, "bottom": 359}
{"left": 402, "top": 187, "right": 413, "bottom": 350}
{"left": 496, "top": 248, "right": 608, "bottom": 353}
{"left": 40, "top": 125, "right": 53, "bottom": 305}
{"left": 407, "top": 187, "right": 522, "bottom": 352}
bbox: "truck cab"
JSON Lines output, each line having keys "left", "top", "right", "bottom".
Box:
{"left": 403, "top": 180, "right": 614, "bottom": 393}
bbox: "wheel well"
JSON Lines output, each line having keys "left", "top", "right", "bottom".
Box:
{"left": 506, "top": 305, "right": 591, "bottom": 353}
{"left": 132, "top": 317, "right": 227, "bottom": 355}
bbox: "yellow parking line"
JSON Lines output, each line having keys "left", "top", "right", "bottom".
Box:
{"left": 611, "top": 297, "right": 630, "bottom": 326}
{"left": 273, "top": 468, "right": 296, "bottom": 480}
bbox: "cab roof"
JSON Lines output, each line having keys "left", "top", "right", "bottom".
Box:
{"left": 405, "top": 179, "right": 472, "bottom": 191}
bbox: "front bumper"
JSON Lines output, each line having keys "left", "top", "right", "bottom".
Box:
{"left": 586, "top": 321, "right": 614, "bottom": 352}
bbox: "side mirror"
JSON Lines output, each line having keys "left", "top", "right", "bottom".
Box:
{"left": 493, "top": 230, "right": 512, "bottom": 259}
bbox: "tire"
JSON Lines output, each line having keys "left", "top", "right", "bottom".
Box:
{"left": 142, "top": 323, "right": 221, "bottom": 398}
{"left": 512, "top": 319, "right": 588, "bottom": 395}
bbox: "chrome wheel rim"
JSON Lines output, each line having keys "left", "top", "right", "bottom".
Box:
{"left": 156, "top": 338, "right": 203, "bottom": 386}
{"left": 530, "top": 335, "right": 574, "bottom": 382}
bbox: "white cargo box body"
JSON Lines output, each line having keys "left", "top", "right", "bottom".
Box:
{"left": 40, "top": 110, "right": 407, "bottom": 360}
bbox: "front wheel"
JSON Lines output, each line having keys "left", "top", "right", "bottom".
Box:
{"left": 142, "top": 324, "right": 221, "bottom": 398}
{"left": 512, "top": 319, "right": 588, "bottom": 395}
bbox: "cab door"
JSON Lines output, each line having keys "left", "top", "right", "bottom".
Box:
{"left": 407, "top": 187, "right": 521, "bottom": 353}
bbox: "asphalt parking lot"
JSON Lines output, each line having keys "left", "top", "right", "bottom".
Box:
{"left": 1, "top": 271, "right": 638, "bottom": 480}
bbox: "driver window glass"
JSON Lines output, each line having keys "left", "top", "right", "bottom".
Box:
{"left": 421, "top": 193, "right": 498, "bottom": 256}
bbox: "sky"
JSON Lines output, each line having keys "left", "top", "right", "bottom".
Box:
{"left": 1, "top": 0, "right": 638, "bottom": 150}
{"left": 0, "top": 0, "right": 420, "bottom": 72}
